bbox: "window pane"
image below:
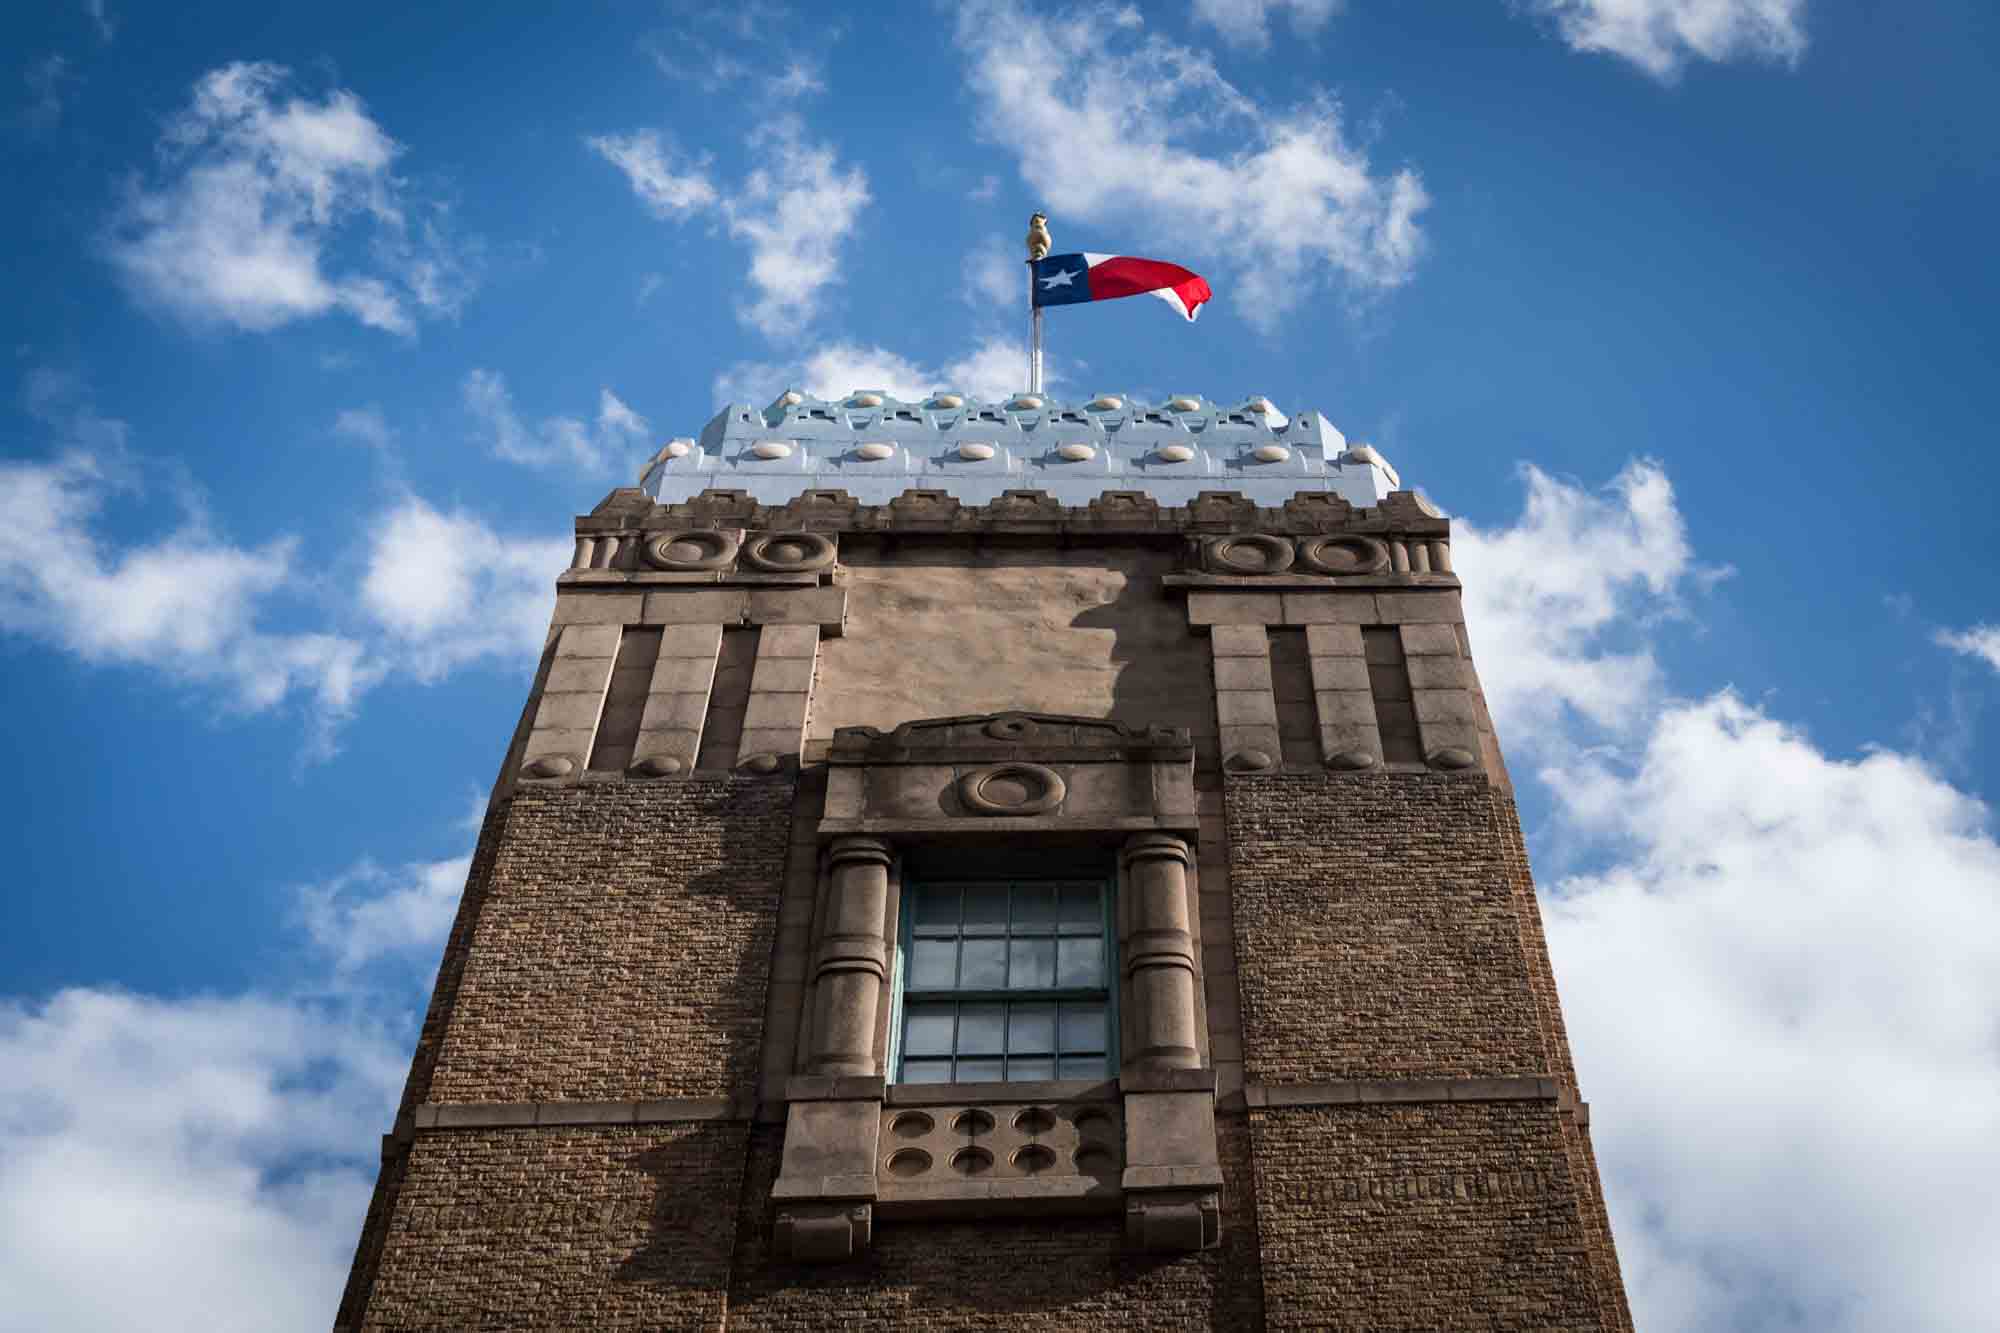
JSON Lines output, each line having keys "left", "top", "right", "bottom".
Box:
{"left": 1059, "top": 1055, "right": 1108, "bottom": 1080}
{"left": 1008, "top": 1002, "right": 1055, "bottom": 1054}
{"left": 912, "top": 883, "right": 959, "bottom": 931}
{"left": 1011, "top": 883, "right": 1056, "bottom": 929}
{"left": 901, "top": 1058, "right": 952, "bottom": 1084}
{"left": 910, "top": 939, "right": 957, "bottom": 989}
{"left": 961, "top": 883, "right": 1009, "bottom": 930}
{"left": 1009, "top": 938, "right": 1055, "bottom": 989}
{"left": 1007, "top": 1057, "right": 1055, "bottom": 1081}
{"left": 1056, "top": 936, "right": 1102, "bottom": 988}
{"left": 956, "top": 1058, "right": 1004, "bottom": 1083}
{"left": 959, "top": 938, "right": 1006, "bottom": 988}
{"left": 957, "top": 1003, "right": 1005, "bottom": 1054}
{"left": 1058, "top": 1002, "right": 1106, "bottom": 1054}
{"left": 903, "top": 1003, "right": 956, "bottom": 1056}
{"left": 1058, "top": 882, "right": 1101, "bottom": 930}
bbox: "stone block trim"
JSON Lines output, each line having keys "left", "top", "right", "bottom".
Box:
{"left": 1249, "top": 1102, "right": 1630, "bottom": 1331}
{"left": 632, "top": 623, "right": 724, "bottom": 776}
{"left": 1210, "top": 627, "right": 1280, "bottom": 769}
{"left": 739, "top": 625, "right": 819, "bottom": 766}
{"left": 1225, "top": 770, "right": 1559, "bottom": 1082}
{"left": 425, "top": 779, "right": 792, "bottom": 1104}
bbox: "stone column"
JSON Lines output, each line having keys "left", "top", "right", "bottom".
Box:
{"left": 1120, "top": 833, "right": 1201, "bottom": 1071}
{"left": 807, "top": 836, "right": 893, "bottom": 1077}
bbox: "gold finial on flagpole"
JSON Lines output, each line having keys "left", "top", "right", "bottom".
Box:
{"left": 1025, "top": 212, "right": 1050, "bottom": 393}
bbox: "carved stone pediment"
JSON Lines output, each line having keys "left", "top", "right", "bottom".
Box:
{"left": 821, "top": 713, "right": 1196, "bottom": 834}
{"left": 830, "top": 712, "right": 1192, "bottom": 765}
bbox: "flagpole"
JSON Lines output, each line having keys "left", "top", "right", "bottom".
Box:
{"left": 1029, "top": 288, "right": 1043, "bottom": 394}
{"left": 1026, "top": 212, "right": 1050, "bottom": 394}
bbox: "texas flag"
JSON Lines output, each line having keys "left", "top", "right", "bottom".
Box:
{"left": 1031, "top": 252, "right": 1212, "bottom": 322}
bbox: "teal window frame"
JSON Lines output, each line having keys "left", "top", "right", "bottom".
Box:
{"left": 887, "top": 875, "right": 1119, "bottom": 1084}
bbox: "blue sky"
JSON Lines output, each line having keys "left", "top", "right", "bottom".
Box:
{"left": 3, "top": 0, "right": 1997, "bottom": 1328}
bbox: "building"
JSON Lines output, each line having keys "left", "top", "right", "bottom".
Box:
{"left": 336, "top": 386, "right": 1632, "bottom": 1330}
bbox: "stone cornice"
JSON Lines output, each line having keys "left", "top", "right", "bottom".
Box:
{"left": 580, "top": 486, "right": 1450, "bottom": 540}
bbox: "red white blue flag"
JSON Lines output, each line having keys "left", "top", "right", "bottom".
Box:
{"left": 1031, "top": 252, "right": 1212, "bottom": 322}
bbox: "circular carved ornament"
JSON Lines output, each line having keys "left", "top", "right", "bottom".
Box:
{"left": 521, "top": 755, "right": 575, "bottom": 779}
{"left": 741, "top": 753, "right": 784, "bottom": 775}
{"left": 983, "top": 715, "right": 1038, "bottom": 741}
{"left": 1326, "top": 749, "right": 1378, "bottom": 771}
{"left": 643, "top": 530, "right": 739, "bottom": 571}
{"left": 885, "top": 1148, "right": 932, "bottom": 1178}
{"left": 742, "top": 531, "right": 835, "bottom": 572}
{"left": 1224, "top": 748, "right": 1275, "bottom": 773}
{"left": 630, "top": 755, "right": 683, "bottom": 778}
{"left": 1297, "top": 535, "right": 1389, "bottom": 576}
{"left": 1429, "top": 747, "right": 1479, "bottom": 771}
{"left": 958, "top": 762, "right": 1066, "bottom": 815}
{"left": 1204, "top": 534, "right": 1295, "bottom": 575}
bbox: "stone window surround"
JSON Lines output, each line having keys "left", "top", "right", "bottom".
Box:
{"left": 766, "top": 715, "right": 1224, "bottom": 1261}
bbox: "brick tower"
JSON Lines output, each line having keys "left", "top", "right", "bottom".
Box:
{"left": 337, "top": 388, "right": 1631, "bottom": 1330}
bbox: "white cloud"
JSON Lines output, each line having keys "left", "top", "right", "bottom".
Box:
{"left": 461, "top": 368, "right": 651, "bottom": 475}
{"left": 1192, "top": 0, "right": 1343, "bottom": 51}
{"left": 1543, "top": 696, "right": 2000, "bottom": 1331}
{"left": 1935, "top": 624, "right": 2000, "bottom": 675}
{"left": 0, "top": 988, "right": 403, "bottom": 1333}
{"left": 592, "top": 115, "right": 869, "bottom": 338}
{"left": 296, "top": 855, "right": 471, "bottom": 975}
{"left": 0, "top": 825, "right": 472, "bottom": 1330}
{"left": 332, "top": 405, "right": 394, "bottom": 450}
{"left": 968, "top": 173, "right": 1001, "bottom": 202}
{"left": 1522, "top": 0, "right": 1807, "bottom": 80}
{"left": 962, "top": 234, "right": 1022, "bottom": 312}
{"left": 771, "top": 60, "right": 826, "bottom": 97}
{"left": 2, "top": 378, "right": 572, "bottom": 754}
{"left": 358, "top": 495, "right": 569, "bottom": 682}
{"left": 81, "top": 0, "right": 115, "bottom": 41}
{"left": 721, "top": 117, "right": 871, "bottom": 336}
{"left": 1453, "top": 459, "right": 1713, "bottom": 737}
{"left": 953, "top": 0, "right": 1426, "bottom": 327}
{"left": 1457, "top": 462, "right": 2000, "bottom": 1329}
{"left": 24, "top": 54, "right": 72, "bottom": 131}
{"left": 107, "top": 62, "right": 474, "bottom": 335}
{"left": 2, "top": 378, "right": 376, "bottom": 742}
{"left": 714, "top": 333, "right": 1036, "bottom": 407}
{"left": 585, "top": 130, "right": 716, "bottom": 218}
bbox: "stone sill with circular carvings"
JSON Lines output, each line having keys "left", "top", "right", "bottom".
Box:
{"left": 873, "top": 1095, "right": 1123, "bottom": 1213}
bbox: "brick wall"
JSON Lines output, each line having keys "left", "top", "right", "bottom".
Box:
{"left": 1225, "top": 770, "right": 1559, "bottom": 1082}
{"left": 340, "top": 776, "right": 794, "bottom": 1328}
{"left": 1249, "top": 1103, "right": 1616, "bottom": 1330}
{"left": 427, "top": 778, "right": 791, "bottom": 1102}
{"left": 359, "top": 1124, "right": 748, "bottom": 1331}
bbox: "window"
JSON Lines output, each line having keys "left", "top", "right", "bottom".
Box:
{"left": 892, "top": 877, "right": 1115, "bottom": 1084}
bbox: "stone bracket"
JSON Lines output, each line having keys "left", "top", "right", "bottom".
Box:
{"left": 770, "top": 1094, "right": 883, "bottom": 1263}
{"left": 773, "top": 1203, "right": 872, "bottom": 1263}
{"left": 1124, "top": 1188, "right": 1221, "bottom": 1252}
{"left": 1120, "top": 1084, "right": 1224, "bottom": 1252}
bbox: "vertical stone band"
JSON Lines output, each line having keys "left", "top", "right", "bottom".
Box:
{"left": 808, "top": 836, "right": 894, "bottom": 1076}
{"left": 1119, "top": 833, "right": 1201, "bottom": 1071}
